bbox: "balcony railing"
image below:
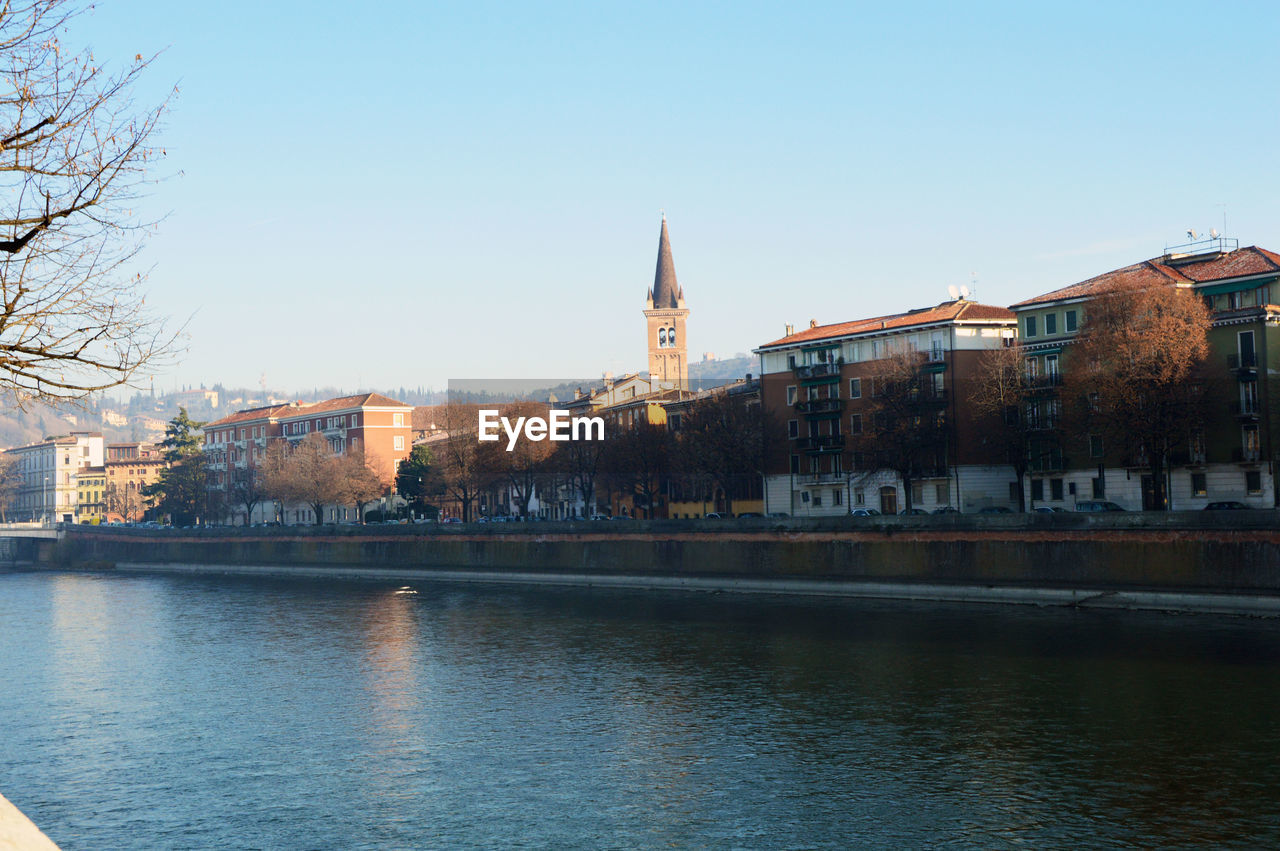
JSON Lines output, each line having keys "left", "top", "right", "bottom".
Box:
{"left": 1228, "top": 352, "right": 1258, "bottom": 371}
{"left": 794, "top": 362, "right": 841, "bottom": 379}
{"left": 797, "top": 471, "right": 846, "bottom": 484}
{"left": 1231, "top": 400, "right": 1261, "bottom": 420}
{"left": 795, "top": 434, "right": 846, "bottom": 451}
{"left": 925, "top": 347, "right": 946, "bottom": 363}
{"left": 1233, "top": 447, "right": 1262, "bottom": 463}
{"left": 1025, "top": 374, "right": 1063, "bottom": 390}
{"left": 795, "top": 398, "right": 844, "bottom": 414}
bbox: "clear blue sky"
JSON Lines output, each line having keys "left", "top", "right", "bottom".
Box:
{"left": 78, "top": 1, "right": 1280, "bottom": 393}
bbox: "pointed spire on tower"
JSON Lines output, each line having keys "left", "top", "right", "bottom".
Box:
{"left": 652, "top": 215, "right": 680, "bottom": 309}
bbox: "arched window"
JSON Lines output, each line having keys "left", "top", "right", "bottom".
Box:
{"left": 667, "top": 327, "right": 677, "bottom": 346}
{"left": 658, "top": 328, "right": 667, "bottom": 347}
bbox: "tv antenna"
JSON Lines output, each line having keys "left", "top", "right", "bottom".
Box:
{"left": 947, "top": 284, "right": 960, "bottom": 301}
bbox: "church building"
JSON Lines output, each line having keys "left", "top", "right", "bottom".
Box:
{"left": 644, "top": 215, "right": 690, "bottom": 388}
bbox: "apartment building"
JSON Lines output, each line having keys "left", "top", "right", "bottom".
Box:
{"left": 1010, "top": 238, "right": 1280, "bottom": 509}
{"left": 4, "top": 432, "right": 104, "bottom": 523}
{"left": 754, "top": 300, "right": 1017, "bottom": 516}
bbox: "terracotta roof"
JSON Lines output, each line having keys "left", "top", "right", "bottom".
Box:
{"left": 1012, "top": 246, "right": 1280, "bottom": 308}
{"left": 650, "top": 216, "right": 681, "bottom": 309}
{"left": 203, "top": 403, "right": 298, "bottom": 428}
{"left": 756, "top": 301, "right": 1015, "bottom": 350}
{"left": 278, "top": 393, "right": 411, "bottom": 420}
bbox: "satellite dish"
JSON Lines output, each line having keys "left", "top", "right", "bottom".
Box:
{"left": 1210, "top": 227, "right": 1220, "bottom": 239}
{"left": 947, "top": 285, "right": 960, "bottom": 300}
{"left": 1187, "top": 228, "right": 1198, "bottom": 240}
{"left": 960, "top": 285, "right": 971, "bottom": 300}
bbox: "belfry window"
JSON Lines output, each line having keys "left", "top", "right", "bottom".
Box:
{"left": 668, "top": 327, "right": 677, "bottom": 346}
{"left": 658, "top": 328, "right": 667, "bottom": 347}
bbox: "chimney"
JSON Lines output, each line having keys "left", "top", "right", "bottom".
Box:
{"left": 785, "top": 323, "right": 794, "bottom": 336}
{"left": 809, "top": 319, "right": 818, "bottom": 328}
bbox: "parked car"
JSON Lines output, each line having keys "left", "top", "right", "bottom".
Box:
{"left": 977, "top": 506, "right": 1014, "bottom": 514}
{"left": 1032, "top": 506, "right": 1069, "bottom": 513}
{"left": 1204, "top": 501, "right": 1251, "bottom": 510}
{"left": 899, "top": 508, "right": 929, "bottom": 516}
{"left": 703, "top": 512, "right": 727, "bottom": 519}
{"left": 588, "top": 514, "right": 610, "bottom": 521}
{"left": 932, "top": 506, "right": 960, "bottom": 514}
{"left": 766, "top": 512, "right": 790, "bottom": 519}
{"left": 1074, "top": 500, "right": 1126, "bottom": 512}
{"left": 736, "top": 512, "right": 764, "bottom": 519}
{"left": 849, "top": 508, "right": 880, "bottom": 517}
{"left": 441, "top": 517, "right": 462, "bottom": 524}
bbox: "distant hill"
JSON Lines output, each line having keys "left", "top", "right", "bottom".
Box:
{"left": 689, "top": 355, "right": 756, "bottom": 380}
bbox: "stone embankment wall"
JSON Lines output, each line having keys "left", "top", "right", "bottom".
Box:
{"left": 41, "top": 514, "right": 1280, "bottom": 597}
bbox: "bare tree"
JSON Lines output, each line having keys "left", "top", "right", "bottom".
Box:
{"left": 0, "top": 1, "right": 175, "bottom": 404}
{"left": 969, "top": 341, "right": 1051, "bottom": 512}
{"left": 485, "top": 401, "right": 553, "bottom": 518}
{"left": 105, "top": 480, "right": 144, "bottom": 523}
{"left": 676, "top": 392, "right": 764, "bottom": 516}
{"left": 261, "top": 433, "right": 343, "bottom": 525}
{"left": 229, "top": 466, "right": 266, "bottom": 526}
{"left": 433, "top": 403, "right": 490, "bottom": 522}
{"left": 337, "top": 447, "right": 384, "bottom": 523}
{"left": 604, "top": 421, "right": 673, "bottom": 519}
{"left": 849, "top": 349, "right": 949, "bottom": 512}
{"left": 1063, "top": 280, "right": 1212, "bottom": 511}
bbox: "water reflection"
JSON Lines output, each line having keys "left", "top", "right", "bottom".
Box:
{"left": 1, "top": 572, "right": 1279, "bottom": 848}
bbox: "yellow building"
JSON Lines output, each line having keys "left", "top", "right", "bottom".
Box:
{"left": 75, "top": 466, "right": 106, "bottom": 524}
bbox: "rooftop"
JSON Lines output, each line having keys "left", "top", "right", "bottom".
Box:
{"left": 756, "top": 300, "right": 1015, "bottom": 350}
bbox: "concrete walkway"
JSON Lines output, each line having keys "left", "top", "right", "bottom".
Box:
{"left": 0, "top": 794, "right": 59, "bottom": 850}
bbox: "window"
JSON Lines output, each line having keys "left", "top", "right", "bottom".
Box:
{"left": 1045, "top": 354, "right": 1059, "bottom": 380}
{"left": 1044, "top": 313, "right": 1057, "bottom": 335}
{"left": 1191, "top": 473, "right": 1207, "bottom": 497}
{"left": 1031, "top": 479, "right": 1044, "bottom": 501}
{"left": 788, "top": 420, "right": 799, "bottom": 439}
{"left": 850, "top": 414, "right": 863, "bottom": 434}
{"left": 786, "top": 386, "right": 798, "bottom": 406}
{"left": 1050, "top": 479, "right": 1064, "bottom": 501}
{"left": 1025, "top": 315, "right": 1038, "bottom": 338}
{"left": 790, "top": 455, "right": 800, "bottom": 474}
{"left": 1246, "top": 471, "right": 1262, "bottom": 494}
{"left": 787, "top": 354, "right": 796, "bottom": 369}
{"left": 1243, "top": 426, "right": 1260, "bottom": 461}
{"left": 812, "top": 493, "right": 823, "bottom": 507}
{"left": 1090, "top": 435, "right": 1104, "bottom": 458}
{"left": 911, "top": 483, "right": 923, "bottom": 504}
{"left": 394, "top": 436, "right": 405, "bottom": 451}
{"left": 1025, "top": 357, "right": 1038, "bottom": 380}
{"left": 832, "top": 489, "right": 843, "bottom": 506}
{"left": 935, "top": 483, "right": 947, "bottom": 503}
{"left": 1065, "top": 310, "right": 1077, "bottom": 332}
{"left": 393, "top": 413, "right": 404, "bottom": 427}
{"left": 849, "top": 378, "right": 861, "bottom": 399}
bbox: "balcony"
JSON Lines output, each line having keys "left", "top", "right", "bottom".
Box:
{"left": 1231, "top": 400, "right": 1261, "bottom": 421}
{"left": 1228, "top": 352, "right": 1258, "bottom": 375}
{"left": 1025, "top": 373, "right": 1063, "bottom": 392}
{"left": 795, "top": 398, "right": 844, "bottom": 415}
{"left": 1232, "top": 447, "right": 1262, "bottom": 464}
{"left": 795, "top": 434, "right": 846, "bottom": 452}
{"left": 794, "top": 361, "right": 841, "bottom": 379}
{"left": 925, "top": 347, "right": 946, "bottom": 364}
{"left": 797, "top": 471, "right": 846, "bottom": 484}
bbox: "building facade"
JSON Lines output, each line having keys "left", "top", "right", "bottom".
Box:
{"left": 755, "top": 301, "right": 1017, "bottom": 516}
{"left": 103, "top": 443, "right": 165, "bottom": 523}
{"left": 4, "top": 432, "right": 105, "bottom": 523}
{"left": 1011, "top": 239, "right": 1280, "bottom": 510}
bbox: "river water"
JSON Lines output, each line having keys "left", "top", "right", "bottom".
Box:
{"left": 2, "top": 570, "right": 1279, "bottom": 849}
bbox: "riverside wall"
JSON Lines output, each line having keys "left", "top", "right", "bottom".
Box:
{"left": 35, "top": 515, "right": 1280, "bottom": 608}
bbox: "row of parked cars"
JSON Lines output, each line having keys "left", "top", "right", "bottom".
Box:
{"left": 851, "top": 498, "right": 1261, "bottom": 516}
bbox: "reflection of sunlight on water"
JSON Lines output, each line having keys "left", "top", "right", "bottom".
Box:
{"left": 360, "top": 589, "right": 422, "bottom": 737}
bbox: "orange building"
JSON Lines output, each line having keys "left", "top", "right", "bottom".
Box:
{"left": 103, "top": 443, "right": 166, "bottom": 523}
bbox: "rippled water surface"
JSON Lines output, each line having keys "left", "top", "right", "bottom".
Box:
{"left": 3, "top": 570, "right": 1280, "bottom": 848}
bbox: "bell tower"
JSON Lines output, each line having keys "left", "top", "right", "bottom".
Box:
{"left": 644, "top": 214, "right": 690, "bottom": 388}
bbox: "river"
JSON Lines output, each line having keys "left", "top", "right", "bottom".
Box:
{"left": 2, "top": 570, "right": 1279, "bottom": 848}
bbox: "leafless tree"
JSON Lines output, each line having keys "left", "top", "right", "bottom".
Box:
{"left": 1062, "top": 280, "right": 1213, "bottom": 511}
{"left": 433, "top": 403, "right": 491, "bottom": 522}
{"left": 336, "top": 446, "right": 384, "bottom": 522}
{"left": 0, "top": 1, "right": 176, "bottom": 405}
{"left": 484, "top": 401, "right": 553, "bottom": 517}
{"left": 849, "top": 349, "right": 949, "bottom": 512}
{"left": 675, "top": 392, "right": 764, "bottom": 516}
{"left": 105, "top": 480, "right": 144, "bottom": 523}
{"left": 969, "top": 340, "right": 1051, "bottom": 512}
